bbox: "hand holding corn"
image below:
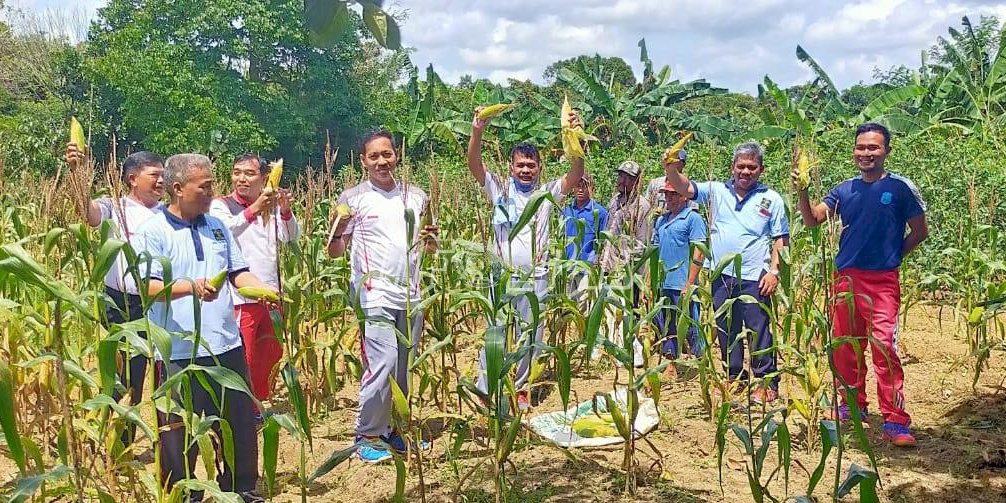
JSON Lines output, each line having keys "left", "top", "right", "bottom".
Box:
{"left": 791, "top": 149, "right": 815, "bottom": 192}
{"left": 64, "top": 142, "right": 85, "bottom": 169}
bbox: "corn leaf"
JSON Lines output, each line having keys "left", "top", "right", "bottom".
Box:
{"left": 281, "top": 363, "right": 313, "bottom": 449}
{"left": 0, "top": 359, "right": 26, "bottom": 474}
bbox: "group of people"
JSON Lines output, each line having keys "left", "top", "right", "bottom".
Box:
{"left": 65, "top": 104, "right": 928, "bottom": 498}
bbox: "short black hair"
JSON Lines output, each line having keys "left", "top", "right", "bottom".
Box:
{"left": 509, "top": 142, "right": 540, "bottom": 164}
{"left": 855, "top": 123, "right": 891, "bottom": 147}
{"left": 358, "top": 129, "right": 396, "bottom": 155}
{"left": 122, "top": 151, "right": 163, "bottom": 184}
{"left": 233, "top": 153, "right": 267, "bottom": 175}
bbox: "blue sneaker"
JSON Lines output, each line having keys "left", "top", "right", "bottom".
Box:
{"left": 356, "top": 438, "right": 392, "bottom": 464}
{"left": 829, "top": 404, "right": 869, "bottom": 422}
{"left": 385, "top": 432, "right": 430, "bottom": 453}
{"left": 882, "top": 422, "right": 917, "bottom": 447}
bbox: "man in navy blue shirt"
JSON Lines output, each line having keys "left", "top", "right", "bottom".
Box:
{"left": 663, "top": 142, "right": 789, "bottom": 403}
{"left": 562, "top": 174, "right": 608, "bottom": 264}
{"left": 795, "top": 123, "right": 928, "bottom": 447}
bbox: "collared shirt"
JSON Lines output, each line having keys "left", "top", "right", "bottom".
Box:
{"left": 336, "top": 180, "right": 427, "bottom": 310}
{"left": 133, "top": 208, "right": 249, "bottom": 361}
{"left": 209, "top": 191, "right": 300, "bottom": 305}
{"left": 691, "top": 179, "right": 789, "bottom": 281}
{"left": 561, "top": 199, "right": 608, "bottom": 263}
{"left": 95, "top": 197, "right": 163, "bottom": 294}
{"left": 484, "top": 174, "right": 565, "bottom": 276}
{"left": 824, "top": 172, "right": 926, "bottom": 271}
{"left": 600, "top": 191, "right": 652, "bottom": 272}
{"left": 653, "top": 208, "right": 707, "bottom": 290}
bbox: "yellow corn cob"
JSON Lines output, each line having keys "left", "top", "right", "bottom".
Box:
{"left": 69, "top": 116, "right": 86, "bottom": 153}
{"left": 806, "top": 354, "right": 822, "bottom": 392}
{"left": 476, "top": 103, "right": 516, "bottom": 120}
{"left": 560, "top": 95, "right": 597, "bottom": 160}
{"left": 325, "top": 203, "right": 355, "bottom": 248}
{"left": 662, "top": 132, "right": 694, "bottom": 164}
{"left": 572, "top": 414, "right": 619, "bottom": 438}
{"left": 237, "top": 287, "right": 280, "bottom": 302}
{"left": 267, "top": 159, "right": 283, "bottom": 190}
{"left": 207, "top": 269, "right": 228, "bottom": 290}
{"left": 796, "top": 149, "right": 812, "bottom": 190}
{"left": 791, "top": 397, "right": 811, "bottom": 420}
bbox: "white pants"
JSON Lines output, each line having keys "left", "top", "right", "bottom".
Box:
{"left": 356, "top": 306, "right": 424, "bottom": 438}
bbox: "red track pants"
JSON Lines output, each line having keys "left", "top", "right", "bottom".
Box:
{"left": 235, "top": 303, "right": 283, "bottom": 401}
{"left": 832, "top": 268, "right": 910, "bottom": 425}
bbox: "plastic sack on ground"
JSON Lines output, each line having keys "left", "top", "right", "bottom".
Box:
{"left": 528, "top": 388, "right": 659, "bottom": 448}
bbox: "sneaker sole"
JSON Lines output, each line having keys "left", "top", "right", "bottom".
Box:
{"left": 356, "top": 452, "right": 392, "bottom": 464}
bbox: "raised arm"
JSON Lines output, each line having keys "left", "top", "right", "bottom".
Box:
{"left": 65, "top": 142, "right": 103, "bottom": 227}
{"left": 467, "top": 109, "right": 489, "bottom": 187}
{"left": 792, "top": 167, "right": 833, "bottom": 227}
{"left": 661, "top": 155, "right": 696, "bottom": 199}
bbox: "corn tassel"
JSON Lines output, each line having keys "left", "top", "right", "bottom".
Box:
{"left": 560, "top": 95, "right": 597, "bottom": 160}
{"left": 476, "top": 103, "right": 516, "bottom": 120}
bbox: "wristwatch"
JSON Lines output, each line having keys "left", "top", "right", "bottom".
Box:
{"left": 769, "top": 267, "right": 780, "bottom": 276}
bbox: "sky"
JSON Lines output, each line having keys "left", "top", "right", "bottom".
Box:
{"left": 11, "top": 0, "right": 1006, "bottom": 94}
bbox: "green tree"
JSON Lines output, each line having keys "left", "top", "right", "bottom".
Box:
{"left": 544, "top": 55, "right": 637, "bottom": 89}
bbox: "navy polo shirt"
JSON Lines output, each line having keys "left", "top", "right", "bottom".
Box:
{"left": 133, "top": 207, "right": 249, "bottom": 361}
{"left": 691, "top": 179, "right": 789, "bottom": 281}
{"left": 653, "top": 208, "right": 707, "bottom": 290}
{"left": 824, "top": 173, "right": 926, "bottom": 271}
{"left": 562, "top": 199, "right": 608, "bottom": 263}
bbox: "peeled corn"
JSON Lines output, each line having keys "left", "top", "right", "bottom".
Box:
{"left": 796, "top": 149, "right": 812, "bottom": 190}
{"left": 69, "top": 116, "right": 86, "bottom": 153}
{"left": 662, "top": 132, "right": 694, "bottom": 164}
{"left": 572, "top": 414, "right": 619, "bottom": 438}
{"left": 207, "top": 269, "right": 228, "bottom": 290}
{"left": 560, "top": 95, "right": 597, "bottom": 160}
{"left": 267, "top": 159, "right": 283, "bottom": 190}
{"left": 476, "top": 103, "right": 515, "bottom": 120}
{"left": 237, "top": 287, "right": 280, "bottom": 302}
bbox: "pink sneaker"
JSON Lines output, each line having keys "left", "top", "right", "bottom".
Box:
{"left": 882, "top": 422, "right": 917, "bottom": 447}
{"left": 516, "top": 390, "right": 530, "bottom": 411}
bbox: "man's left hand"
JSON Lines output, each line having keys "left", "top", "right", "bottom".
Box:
{"left": 759, "top": 271, "right": 779, "bottom": 297}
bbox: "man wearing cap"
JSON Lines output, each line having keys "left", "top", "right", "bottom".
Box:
{"left": 662, "top": 142, "right": 789, "bottom": 402}
{"left": 562, "top": 173, "right": 608, "bottom": 359}
{"left": 652, "top": 182, "right": 706, "bottom": 377}
{"left": 601, "top": 160, "right": 652, "bottom": 367}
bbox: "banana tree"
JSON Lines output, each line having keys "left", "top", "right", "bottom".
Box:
{"left": 304, "top": 0, "right": 402, "bottom": 50}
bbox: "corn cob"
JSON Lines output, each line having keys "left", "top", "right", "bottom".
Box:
{"left": 237, "top": 287, "right": 281, "bottom": 302}
{"left": 325, "top": 203, "right": 355, "bottom": 248}
{"left": 796, "top": 149, "right": 812, "bottom": 190}
{"left": 572, "top": 414, "right": 619, "bottom": 438}
{"left": 476, "top": 103, "right": 516, "bottom": 120}
{"left": 560, "top": 95, "right": 597, "bottom": 160}
{"left": 69, "top": 116, "right": 86, "bottom": 154}
{"left": 207, "top": 269, "right": 228, "bottom": 290}
{"left": 662, "top": 132, "right": 694, "bottom": 164}
{"left": 266, "top": 159, "right": 283, "bottom": 190}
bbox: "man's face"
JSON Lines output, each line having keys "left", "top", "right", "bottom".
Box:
{"left": 129, "top": 164, "right": 165, "bottom": 204}
{"left": 664, "top": 189, "right": 687, "bottom": 213}
{"left": 853, "top": 131, "right": 890, "bottom": 173}
{"left": 173, "top": 166, "right": 215, "bottom": 215}
{"left": 616, "top": 171, "right": 638, "bottom": 194}
{"left": 231, "top": 159, "right": 264, "bottom": 200}
{"left": 510, "top": 153, "right": 540, "bottom": 186}
{"left": 573, "top": 179, "right": 591, "bottom": 204}
{"left": 361, "top": 136, "right": 398, "bottom": 188}
{"left": 731, "top": 154, "right": 764, "bottom": 192}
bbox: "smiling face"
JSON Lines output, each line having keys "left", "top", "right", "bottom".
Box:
{"left": 128, "top": 164, "right": 165, "bottom": 206}
{"left": 663, "top": 189, "right": 687, "bottom": 214}
{"left": 853, "top": 131, "right": 890, "bottom": 175}
{"left": 510, "top": 152, "right": 541, "bottom": 187}
{"left": 731, "top": 154, "right": 764, "bottom": 193}
{"left": 231, "top": 159, "right": 264, "bottom": 201}
{"left": 361, "top": 135, "right": 398, "bottom": 190}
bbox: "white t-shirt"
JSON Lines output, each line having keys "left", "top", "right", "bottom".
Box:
{"left": 209, "top": 193, "right": 300, "bottom": 306}
{"left": 337, "top": 180, "right": 427, "bottom": 310}
{"left": 96, "top": 197, "right": 163, "bottom": 294}
{"left": 483, "top": 174, "right": 565, "bottom": 275}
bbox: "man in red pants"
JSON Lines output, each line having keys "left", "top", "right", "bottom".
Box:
{"left": 795, "top": 123, "right": 929, "bottom": 447}
{"left": 211, "top": 154, "right": 299, "bottom": 403}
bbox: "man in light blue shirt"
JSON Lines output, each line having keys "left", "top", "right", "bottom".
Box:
{"left": 663, "top": 142, "right": 789, "bottom": 403}
{"left": 133, "top": 153, "right": 277, "bottom": 501}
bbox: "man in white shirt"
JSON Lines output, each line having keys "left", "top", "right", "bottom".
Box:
{"left": 65, "top": 143, "right": 164, "bottom": 447}
{"left": 467, "top": 106, "right": 585, "bottom": 410}
{"left": 133, "top": 153, "right": 276, "bottom": 501}
{"left": 327, "top": 130, "right": 438, "bottom": 464}
{"left": 210, "top": 154, "right": 299, "bottom": 401}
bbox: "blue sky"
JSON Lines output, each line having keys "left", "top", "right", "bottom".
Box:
{"left": 12, "top": 0, "right": 1006, "bottom": 93}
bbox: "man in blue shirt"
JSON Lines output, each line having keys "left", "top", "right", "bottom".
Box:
{"left": 652, "top": 183, "right": 706, "bottom": 369}
{"left": 562, "top": 174, "right": 608, "bottom": 264}
{"left": 663, "top": 142, "right": 789, "bottom": 403}
{"left": 795, "top": 123, "right": 928, "bottom": 447}
{"left": 134, "top": 153, "right": 278, "bottom": 501}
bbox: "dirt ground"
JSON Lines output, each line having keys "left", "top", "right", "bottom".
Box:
{"left": 2, "top": 306, "right": 1005, "bottom": 502}
{"left": 263, "top": 306, "right": 1006, "bottom": 503}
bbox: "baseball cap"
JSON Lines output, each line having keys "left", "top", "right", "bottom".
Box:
{"left": 616, "top": 160, "right": 641, "bottom": 177}
{"left": 658, "top": 181, "right": 677, "bottom": 193}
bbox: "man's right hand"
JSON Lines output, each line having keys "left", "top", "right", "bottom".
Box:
{"left": 193, "top": 278, "right": 220, "bottom": 301}
{"left": 661, "top": 152, "right": 684, "bottom": 173}
{"left": 65, "top": 142, "right": 85, "bottom": 169}
{"left": 790, "top": 167, "right": 808, "bottom": 192}
{"left": 472, "top": 107, "right": 489, "bottom": 133}
{"left": 249, "top": 190, "right": 277, "bottom": 215}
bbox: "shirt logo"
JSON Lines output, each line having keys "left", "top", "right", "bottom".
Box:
{"left": 880, "top": 192, "right": 893, "bottom": 205}
{"left": 212, "top": 228, "right": 225, "bottom": 241}
{"left": 758, "top": 197, "right": 772, "bottom": 217}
